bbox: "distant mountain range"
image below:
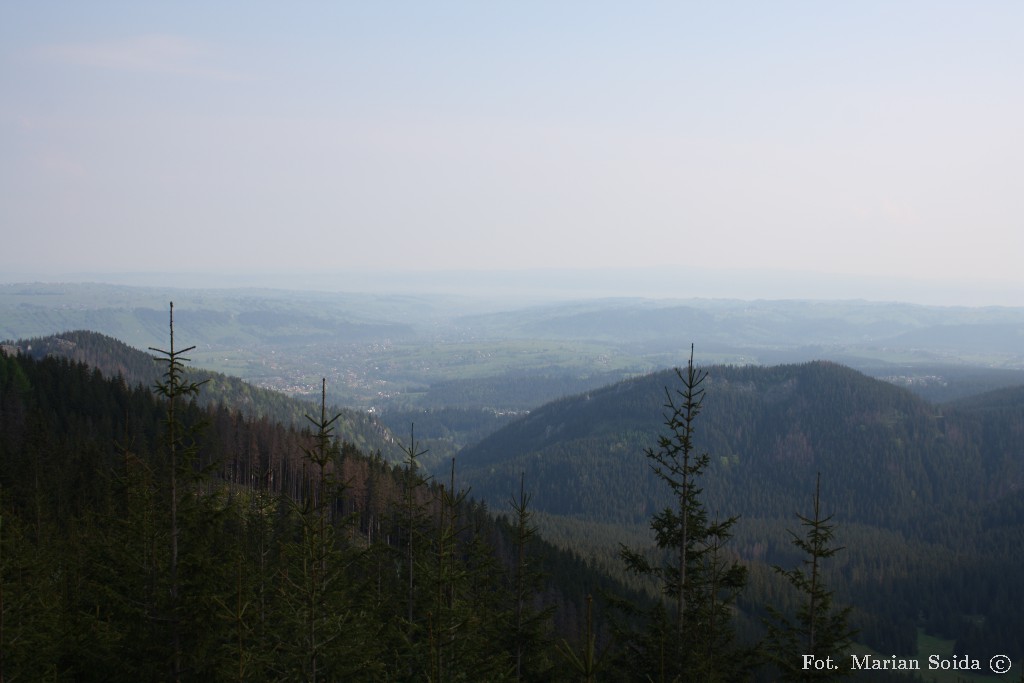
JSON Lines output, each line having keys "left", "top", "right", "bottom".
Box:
{"left": 5, "top": 282, "right": 1024, "bottom": 411}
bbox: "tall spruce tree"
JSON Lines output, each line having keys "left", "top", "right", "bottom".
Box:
{"left": 427, "top": 458, "right": 469, "bottom": 680}
{"left": 149, "top": 302, "right": 206, "bottom": 681}
{"left": 392, "top": 424, "right": 435, "bottom": 675}
{"left": 617, "top": 345, "right": 751, "bottom": 681}
{"left": 557, "top": 594, "right": 606, "bottom": 683}
{"left": 509, "top": 473, "right": 555, "bottom": 681}
{"left": 763, "top": 473, "right": 855, "bottom": 681}
{"left": 275, "top": 378, "right": 381, "bottom": 681}
{"left": 426, "top": 460, "right": 512, "bottom": 680}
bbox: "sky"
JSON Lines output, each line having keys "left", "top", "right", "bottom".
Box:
{"left": 1, "top": 2, "right": 1022, "bottom": 305}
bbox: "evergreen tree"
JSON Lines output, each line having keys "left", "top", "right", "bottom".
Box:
{"left": 617, "top": 345, "right": 751, "bottom": 681}
{"left": 386, "top": 424, "right": 436, "bottom": 676}
{"left": 427, "top": 458, "right": 470, "bottom": 680}
{"left": 509, "top": 473, "right": 555, "bottom": 681}
{"left": 0, "top": 486, "right": 62, "bottom": 681}
{"left": 274, "top": 378, "right": 382, "bottom": 681}
{"left": 557, "top": 594, "right": 605, "bottom": 682}
{"left": 763, "top": 473, "right": 855, "bottom": 681}
{"left": 149, "top": 302, "right": 206, "bottom": 681}
{"left": 426, "top": 460, "right": 512, "bottom": 681}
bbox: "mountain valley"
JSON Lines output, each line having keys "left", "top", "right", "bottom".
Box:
{"left": 3, "top": 283, "right": 1024, "bottom": 679}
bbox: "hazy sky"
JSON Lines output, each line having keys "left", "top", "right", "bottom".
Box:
{"left": 2, "top": 2, "right": 1022, "bottom": 304}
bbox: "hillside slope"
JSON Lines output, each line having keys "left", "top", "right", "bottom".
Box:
{"left": 452, "top": 361, "right": 1024, "bottom": 657}
{"left": 455, "top": 361, "right": 997, "bottom": 528}
{"left": 0, "top": 348, "right": 652, "bottom": 681}
{"left": 10, "top": 329, "right": 403, "bottom": 460}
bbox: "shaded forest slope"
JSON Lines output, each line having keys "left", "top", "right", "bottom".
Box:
{"left": 454, "top": 361, "right": 1024, "bottom": 657}
{"left": 0, "top": 348, "right": 645, "bottom": 680}
{"left": 456, "top": 361, "right": 1023, "bottom": 529}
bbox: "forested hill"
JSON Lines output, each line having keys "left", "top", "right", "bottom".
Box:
{"left": 0, "top": 348, "right": 648, "bottom": 680}
{"left": 10, "top": 329, "right": 402, "bottom": 460}
{"left": 453, "top": 361, "right": 1024, "bottom": 658}
{"left": 456, "top": 360, "right": 1023, "bottom": 529}
{"left": 945, "top": 382, "right": 1024, "bottom": 413}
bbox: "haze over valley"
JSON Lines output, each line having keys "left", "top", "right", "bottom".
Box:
{"left": 5, "top": 280, "right": 1024, "bottom": 412}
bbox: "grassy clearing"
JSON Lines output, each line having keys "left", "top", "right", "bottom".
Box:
{"left": 830, "top": 629, "right": 1018, "bottom": 681}
{"left": 911, "top": 629, "right": 1017, "bottom": 682}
